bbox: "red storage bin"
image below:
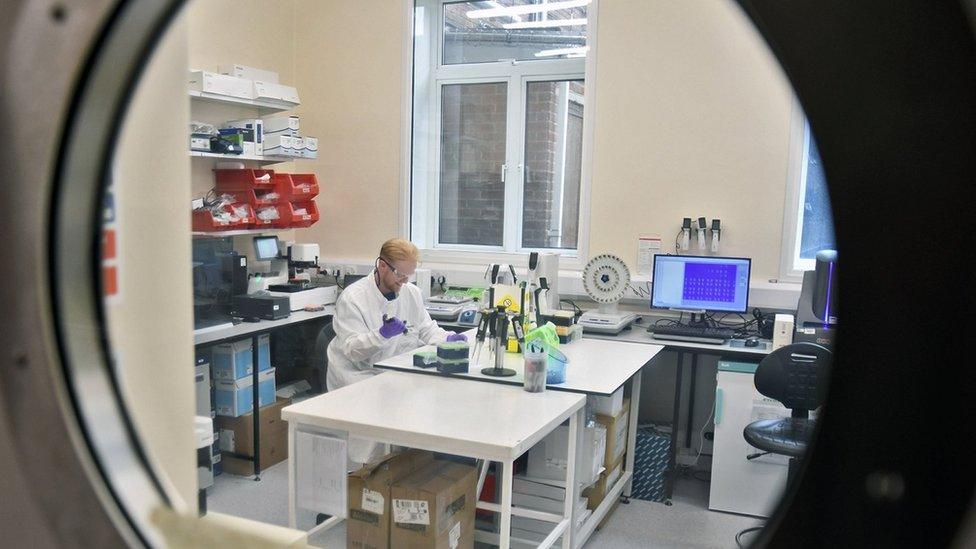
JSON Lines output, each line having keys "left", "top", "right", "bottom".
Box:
{"left": 192, "top": 204, "right": 254, "bottom": 232}
{"left": 214, "top": 169, "right": 275, "bottom": 192}
{"left": 274, "top": 173, "right": 320, "bottom": 201}
{"left": 273, "top": 200, "right": 319, "bottom": 228}
{"left": 249, "top": 205, "right": 280, "bottom": 230}
{"left": 231, "top": 187, "right": 280, "bottom": 208}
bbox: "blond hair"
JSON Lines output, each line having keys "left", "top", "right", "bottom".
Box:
{"left": 379, "top": 238, "right": 420, "bottom": 263}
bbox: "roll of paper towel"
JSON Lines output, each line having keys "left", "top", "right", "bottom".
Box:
{"left": 414, "top": 268, "right": 431, "bottom": 299}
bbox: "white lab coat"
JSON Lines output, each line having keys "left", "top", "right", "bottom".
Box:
{"left": 326, "top": 272, "right": 452, "bottom": 462}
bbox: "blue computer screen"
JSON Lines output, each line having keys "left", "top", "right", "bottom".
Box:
{"left": 651, "top": 255, "right": 751, "bottom": 313}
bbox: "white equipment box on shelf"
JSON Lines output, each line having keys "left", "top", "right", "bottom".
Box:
{"left": 709, "top": 361, "right": 790, "bottom": 517}
{"left": 267, "top": 286, "right": 337, "bottom": 312}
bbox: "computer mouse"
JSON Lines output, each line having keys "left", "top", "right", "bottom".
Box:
{"left": 745, "top": 336, "right": 760, "bottom": 347}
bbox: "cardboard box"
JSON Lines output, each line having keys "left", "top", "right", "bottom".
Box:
{"left": 253, "top": 81, "right": 301, "bottom": 105}
{"left": 212, "top": 336, "right": 270, "bottom": 380}
{"left": 595, "top": 499, "right": 619, "bottom": 531}
{"left": 263, "top": 115, "right": 300, "bottom": 136}
{"left": 188, "top": 70, "right": 254, "bottom": 99}
{"left": 391, "top": 460, "right": 477, "bottom": 549}
{"left": 302, "top": 136, "right": 318, "bottom": 159}
{"left": 218, "top": 63, "right": 279, "bottom": 83}
{"left": 526, "top": 423, "right": 606, "bottom": 489}
{"left": 213, "top": 368, "right": 275, "bottom": 417}
{"left": 216, "top": 397, "right": 290, "bottom": 475}
{"left": 263, "top": 134, "right": 301, "bottom": 158}
{"left": 583, "top": 458, "right": 623, "bottom": 510}
{"left": 595, "top": 398, "right": 630, "bottom": 467}
{"left": 347, "top": 449, "right": 435, "bottom": 549}
{"left": 212, "top": 338, "right": 252, "bottom": 380}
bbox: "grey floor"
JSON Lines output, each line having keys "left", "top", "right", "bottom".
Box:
{"left": 208, "top": 461, "right": 764, "bottom": 548}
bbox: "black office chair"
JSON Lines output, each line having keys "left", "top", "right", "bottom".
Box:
{"left": 743, "top": 342, "right": 832, "bottom": 483}
{"left": 312, "top": 321, "right": 336, "bottom": 393}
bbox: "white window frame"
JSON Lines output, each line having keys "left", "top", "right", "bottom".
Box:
{"left": 779, "top": 99, "right": 829, "bottom": 281}
{"left": 402, "top": 0, "right": 598, "bottom": 270}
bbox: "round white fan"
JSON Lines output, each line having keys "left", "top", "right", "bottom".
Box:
{"left": 579, "top": 254, "right": 637, "bottom": 333}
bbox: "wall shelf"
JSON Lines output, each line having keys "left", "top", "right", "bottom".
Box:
{"left": 192, "top": 229, "right": 288, "bottom": 238}
{"left": 189, "top": 89, "right": 298, "bottom": 114}
{"left": 190, "top": 150, "right": 301, "bottom": 164}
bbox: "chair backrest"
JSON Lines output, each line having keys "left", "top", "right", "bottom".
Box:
{"left": 755, "top": 342, "right": 832, "bottom": 415}
{"left": 313, "top": 321, "right": 336, "bottom": 390}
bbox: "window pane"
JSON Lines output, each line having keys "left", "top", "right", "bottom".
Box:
{"left": 522, "top": 80, "right": 584, "bottom": 249}
{"left": 443, "top": 1, "right": 588, "bottom": 65}
{"left": 799, "top": 133, "right": 836, "bottom": 258}
{"left": 439, "top": 82, "right": 507, "bottom": 246}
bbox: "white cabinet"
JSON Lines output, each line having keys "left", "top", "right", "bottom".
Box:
{"left": 708, "top": 361, "right": 789, "bottom": 517}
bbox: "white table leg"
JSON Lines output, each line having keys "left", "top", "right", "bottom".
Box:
{"left": 564, "top": 407, "right": 580, "bottom": 549}
{"left": 625, "top": 370, "right": 642, "bottom": 497}
{"left": 288, "top": 422, "right": 297, "bottom": 528}
{"left": 499, "top": 459, "right": 514, "bottom": 549}
{"left": 476, "top": 459, "right": 490, "bottom": 506}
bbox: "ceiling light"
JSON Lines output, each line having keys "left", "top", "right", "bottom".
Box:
{"left": 467, "top": 0, "right": 591, "bottom": 19}
{"left": 535, "top": 46, "right": 589, "bottom": 57}
{"left": 502, "top": 18, "right": 587, "bottom": 30}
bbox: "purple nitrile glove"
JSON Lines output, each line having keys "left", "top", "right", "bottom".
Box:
{"left": 379, "top": 316, "right": 407, "bottom": 339}
{"left": 446, "top": 333, "right": 467, "bottom": 342}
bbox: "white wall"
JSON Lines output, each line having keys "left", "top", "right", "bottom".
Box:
{"left": 588, "top": 1, "right": 795, "bottom": 282}
{"left": 291, "top": 0, "right": 407, "bottom": 262}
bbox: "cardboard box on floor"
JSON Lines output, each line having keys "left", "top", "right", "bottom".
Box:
{"left": 583, "top": 456, "right": 624, "bottom": 510}
{"left": 391, "top": 460, "right": 478, "bottom": 549}
{"left": 347, "top": 449, "right": 435, "bottom": 549}
{"left": 595, "top": 398, "right": 630, "bottom": 467}
{"left": 216, "top": 397, "right": 290, "bottom": 476}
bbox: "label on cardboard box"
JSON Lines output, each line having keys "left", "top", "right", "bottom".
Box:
{"left": 449, "top": 521, "right": 461, "bottom": 549}
{"left": 393, "top": 499, "right": 430, "bottom": 525}
{"left": 362, "top": 488, "right": 384, "bottom": 515}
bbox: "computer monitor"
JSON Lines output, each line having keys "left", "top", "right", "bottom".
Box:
{"left": 651, "top": 255, "right": 751, "bottom": 314}
{"left": 253, "top": 236, "right": 280, "bottom": 261}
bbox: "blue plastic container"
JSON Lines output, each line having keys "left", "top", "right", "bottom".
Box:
{"left": 546, "top": 347, "right": 569, "bottom": 384}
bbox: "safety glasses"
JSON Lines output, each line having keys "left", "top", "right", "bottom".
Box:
{"left": 378, "top": 257, "right": 412, "bottom": 281}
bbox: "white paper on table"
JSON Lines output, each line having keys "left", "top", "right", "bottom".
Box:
{"left": 637, "top": 236, "right": 662, "bottom": 277}
{"left": 296, "top": 431, "right": 348, "bottom": 517}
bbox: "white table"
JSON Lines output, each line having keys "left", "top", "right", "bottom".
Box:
{"left": 375, "top": 335, "right": 661, "bottom": 397}
{"left": 283, "top": 372, "right": 586, "bottom": 549}
{"left": 587, "top": 321, "right": 775, "bottom": 500}
{"left": 374, "top": 336, "right": 664, "bottom": 548}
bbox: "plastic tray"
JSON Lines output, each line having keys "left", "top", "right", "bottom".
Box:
{"left": 273, "top": 200, "right": 319, "bottom": 228}
{"left": 214, "top": 169, "right": 276, "bottom": 191}
{"left": 192, "top": 204, "right": 254, "bottom": 232}
{"left": 274, "top": 173, "right": 320, "bottom": 202}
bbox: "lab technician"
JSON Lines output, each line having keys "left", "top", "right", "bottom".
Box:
{"left": 327, "top": 239, "right": 466, "bottom": 460}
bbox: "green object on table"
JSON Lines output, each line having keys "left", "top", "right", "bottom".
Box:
{"left": 444, "top": 286, "right": 485, "bottom": 299}
{"left": 436, "top": 341, "right": 470, "bottom": 360}
{"left": 413, "top": 350, "right": 438, "bottom": 368}
{"left": 525, "top": 322, "right": 559, "bottom": 350}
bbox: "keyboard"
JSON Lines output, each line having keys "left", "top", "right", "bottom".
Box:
{"left": 647, "top": 324, "right": 735, "bottom": 344}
